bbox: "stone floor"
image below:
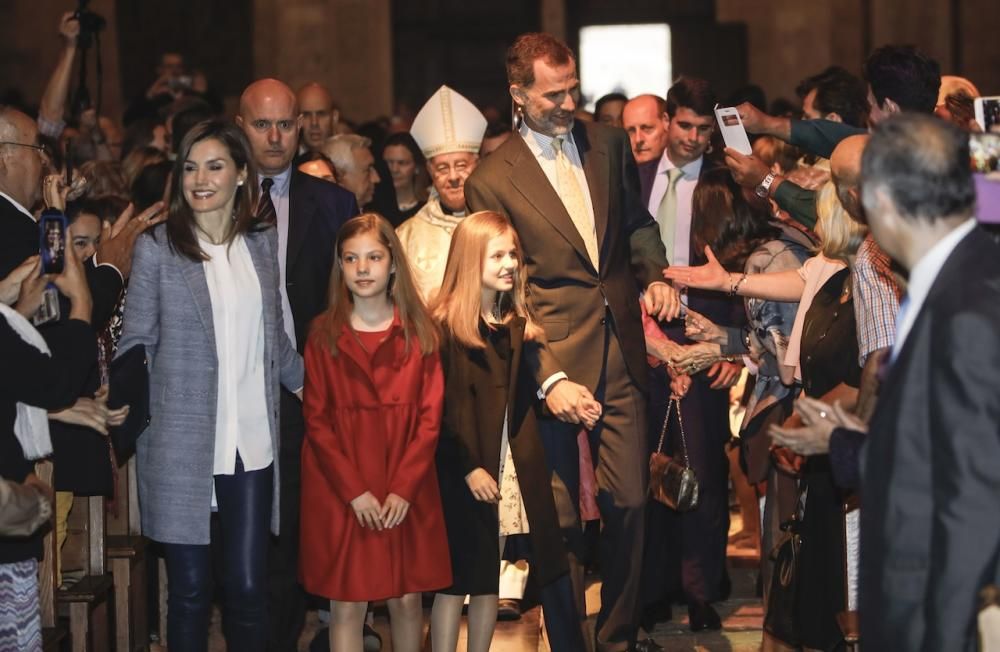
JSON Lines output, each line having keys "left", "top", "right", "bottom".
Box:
{"left": 176, "top": 517, "right": 764, "bottom": 652}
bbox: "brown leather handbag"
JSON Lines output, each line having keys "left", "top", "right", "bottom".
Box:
{"left": 648, "top": 396, "right": 699, "bottom": 511}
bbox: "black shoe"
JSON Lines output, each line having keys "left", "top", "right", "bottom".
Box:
{"left": 639, "top": 600, "right": 673, "bottom": 631}
{"left": 497, "top": 598, "right": 522, "bottom": 621}
{"left": 631, "top": 637, "right": 664, "bottom": 652}
{"left": 687, "top": 602, "right": 722, "bottom": 632}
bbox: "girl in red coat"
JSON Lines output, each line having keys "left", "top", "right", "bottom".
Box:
{"left": 300, "top": 213, "right": 449, "bottom": 652}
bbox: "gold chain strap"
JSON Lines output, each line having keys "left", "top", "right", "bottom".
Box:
{"left": 654, "top": 396, "right": 690, "bottom": 467}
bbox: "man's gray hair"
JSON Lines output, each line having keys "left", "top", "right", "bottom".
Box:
{"left": 322, "top": 134, "right": 372, "bottom": 178}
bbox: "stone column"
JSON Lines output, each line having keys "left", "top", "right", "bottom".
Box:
{"left": 253, "top": 0, "right": 393, "bottom": 123}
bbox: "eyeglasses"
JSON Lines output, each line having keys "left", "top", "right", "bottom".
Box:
{"left": 0, "top": 140, "right": 54, "bottom": 162}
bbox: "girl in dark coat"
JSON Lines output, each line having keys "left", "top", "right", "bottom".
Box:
{"left": 429, "top": 211, "right": 596, "bottom": 652}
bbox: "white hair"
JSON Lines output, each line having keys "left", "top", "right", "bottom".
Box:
{"left": 321, "top": 134, "right": 372, "bottom": 178}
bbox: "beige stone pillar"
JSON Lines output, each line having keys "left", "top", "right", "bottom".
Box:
{"left": 253, "top": 0, "right": 393, "bottom": 123}
{"left": 541, "top": 0, "right": 567, "bottom": 42}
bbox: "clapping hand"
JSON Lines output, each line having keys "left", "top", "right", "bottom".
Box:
{"left": 466, "top": 468, "right": 500, "bottom": 504}
{"left": 663, "top": 246, "right": 730, "bottom": 292}
{"left": 769, "top": 397, "right": 867, "bottom": 456}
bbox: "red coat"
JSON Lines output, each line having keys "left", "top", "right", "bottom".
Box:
{"left": 299, "top": 315, "right": 451, "bottom": 601}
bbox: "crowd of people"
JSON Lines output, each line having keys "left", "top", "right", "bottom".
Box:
{"left": 2, "top": 10, "right": 1000, "bottom": 652}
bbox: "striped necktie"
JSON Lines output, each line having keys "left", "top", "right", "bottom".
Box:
{"left": 257, "top": 177, "right": 277, "bottom": 225}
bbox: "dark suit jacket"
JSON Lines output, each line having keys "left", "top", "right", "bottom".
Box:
{"left": 860, "top": 227, "right": 1000, "bottom": 651}
{"left": 464, "top": 121, "right": 668, "bottom": 392}
{"left": 637, "top": 156, "right": 746, "bottom": 343}
{"left": 285, "top": 170, "right": 358, "bottom": 351}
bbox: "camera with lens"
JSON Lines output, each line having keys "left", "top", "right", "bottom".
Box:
{"left": 73, "top": 0, "right": 106, "bottom": 48}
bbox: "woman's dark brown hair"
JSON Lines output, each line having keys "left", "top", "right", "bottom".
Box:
{"left": 165, "top": 119, "right": 259, "bottom": 261}
{"left": 691, "top": 167, "right": 779, "bottom": 271}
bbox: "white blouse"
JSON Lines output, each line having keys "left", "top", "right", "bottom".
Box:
{"left": 201, "top": 236, "right": 272, "bottom": 477}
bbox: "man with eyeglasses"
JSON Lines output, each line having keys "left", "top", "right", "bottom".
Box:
{"left": 0, "top": 106, "right": 148, "bottom": 314}
{"left": 235, "top": 78, "right": 358, "bottom": 652}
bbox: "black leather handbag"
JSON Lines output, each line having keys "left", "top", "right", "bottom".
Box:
{"left": 107, "top": 344, "right": 151, "bottom": 463}
{"left": 763, "top": 516, "right": 802, "bottom": 645}
{"left": 648, "top": 396, "right": 699, "bottom": 511}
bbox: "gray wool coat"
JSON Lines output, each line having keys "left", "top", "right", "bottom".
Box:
{"left": 117, "top": 224, "right": 304, "bottom": 545}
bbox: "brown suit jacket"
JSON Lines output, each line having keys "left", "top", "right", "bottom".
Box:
{"left": 464, "top": 121, "right": 668, "bottom": 392}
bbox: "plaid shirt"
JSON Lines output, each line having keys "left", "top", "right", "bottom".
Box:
{"left": 853, "top": 235, "right": 902, "bottom": 365}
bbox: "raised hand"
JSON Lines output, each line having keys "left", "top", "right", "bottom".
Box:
{"left": 724, "top": 147, "right": 770, "bottom": 189}
{"left": 95, "top": 201, "right": 166, "bottom": 278}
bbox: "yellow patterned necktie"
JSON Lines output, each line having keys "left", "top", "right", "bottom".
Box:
{"left": 553, "top": 137, "right": 599, "bottom": 268}
{"left": 656, "top": 167, "right": 684, "bottom": 263}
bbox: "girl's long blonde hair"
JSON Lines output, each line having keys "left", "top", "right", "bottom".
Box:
{"left": 313, "top": 213, "right": 438, "bottom": 356}
{"left": 431, "top": 211, "right": 542, "bottom": 349}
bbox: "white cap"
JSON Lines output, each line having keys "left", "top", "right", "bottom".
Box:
{"left": 410, "top": 85, "right": 487, "bottom": 159}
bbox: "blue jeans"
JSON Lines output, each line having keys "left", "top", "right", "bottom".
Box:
{"left": 162, "top": 457, "right": 272, "bottom": 652}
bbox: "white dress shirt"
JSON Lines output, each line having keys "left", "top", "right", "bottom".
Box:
{"left": 891, "top": 219, "right": 977, "bottom": 362}
{"left": 518, "top": 121, "right": 598, "bottom": 237}
{"left": 201, "top": 236, "right": 272, "bottom": 477}
{"left": 258, "top": 166, "right": 297, "bottom": 350}
{"left": 646, "top": 154, "right": 702, "bottom": 266}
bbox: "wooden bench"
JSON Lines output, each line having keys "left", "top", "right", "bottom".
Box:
{"left": 57, "top": 493, "right": 113, "bottom": 652}
{"left": 36, "top": 460, "right": 68, "bottom": 651}
{"left": 106, "top": 458, "right": 150, "bottom": 651}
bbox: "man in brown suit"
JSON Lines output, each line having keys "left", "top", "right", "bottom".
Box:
{"left": 464, "top": 33, "right": 679, "bottom": 652}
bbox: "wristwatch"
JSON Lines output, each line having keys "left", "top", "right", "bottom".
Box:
{"left": 755, "top": 172, "right": 776, "bottom": 199}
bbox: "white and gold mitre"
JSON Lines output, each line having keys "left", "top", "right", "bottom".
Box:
{"left": 410, "top": 85, "right": 487, "bottom": 159}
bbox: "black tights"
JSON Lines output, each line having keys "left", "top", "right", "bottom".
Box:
{"left": 162, "top": 459, "right": 272, "bottom": 652}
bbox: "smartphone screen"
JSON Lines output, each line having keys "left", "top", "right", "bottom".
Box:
{"left": 975, "top": 97, "right": 1000, "bottom": 133}
{"left": 39, "top": 210, "right": 67, "bottom": 275}
{"left": 713, "top": 106, "right": 753, "bottom": 155}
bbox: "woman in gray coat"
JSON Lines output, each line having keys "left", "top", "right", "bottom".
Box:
{"left": 117, "top": 120, "right": 303, "bottom": 652}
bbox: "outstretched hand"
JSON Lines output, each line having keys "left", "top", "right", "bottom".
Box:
{"left": 642, "top": 282, "right": 682, "bottom": 321}
{"left": 663, "top": 246, "right": 730, "bottom": 293}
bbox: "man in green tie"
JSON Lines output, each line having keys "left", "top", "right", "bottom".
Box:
{"left": 636, "top": 77, "right": 745, "bottom": 633}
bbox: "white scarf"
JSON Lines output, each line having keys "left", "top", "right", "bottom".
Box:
{"left": 0, "top": 302, "right": 53, "bottom": 460}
